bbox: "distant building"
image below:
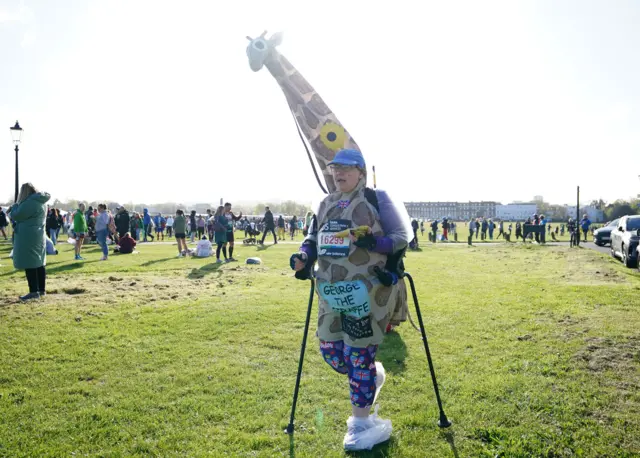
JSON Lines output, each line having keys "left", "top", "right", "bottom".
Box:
{"left": 404, "top": 201, "right": 498, "bottom": 220}
{"left": 495, "top": 203, "right": 538, "bottom": 221}
{"left": 533, "top": 195, "right": 544, "bottom": 203}
{"left": 194, "top": 203, "right": 213, "bottom": 214}
{"left": 565, "top": 206, "right": 604, "bottom": 222}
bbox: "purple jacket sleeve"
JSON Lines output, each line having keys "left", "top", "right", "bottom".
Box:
{"left": 299, "top": 241, "right": 317, "bottom": 264}
{"left": 372, "top": 236, "right": 394, "bottom": 254}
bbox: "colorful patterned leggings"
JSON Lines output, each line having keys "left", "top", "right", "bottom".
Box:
{"left": 320, "top": 340, "right": 378, "bottom": 408}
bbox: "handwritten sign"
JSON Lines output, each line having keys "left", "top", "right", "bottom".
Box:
{"left": 319, "top": 280, "right": 370, "bottom": 318}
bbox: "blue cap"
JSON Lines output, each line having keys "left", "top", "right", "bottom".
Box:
{"left": 328, "top": 149, "right": 366, "bottom": 169}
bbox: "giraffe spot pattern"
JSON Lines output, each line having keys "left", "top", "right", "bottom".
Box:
{"left": 302, "top": 105, "right": 319, "bottom": 129}
{"left": 318, "top": 258, "right": 331, "bottom": 274}
{"left": 367, "top": 263, "right": 385, "bottom": 278}
{"left": 290, "top": 72, "right": 314, "bottom": 95}
{"left": 348, "top": 247, "right": 370, "bottom": 267}
{"left": 390, "top": 280, "right": 408, "bottom": 324}
{"left": 325, "top": 205, "right": 343, "bottom": 221}
{"left": 375, "top": 285, "right": 392, "bottom": 308}
{"left": 311, "top": 135, "right": 336, "bottom": 162}
{"left": 309, "top": 94, "right": 332, "bottom": 116}
{"left": 351, "top": 202, "right": 375, "bottom": 227}
{"left": 296, "top": 115, "right": 313, "bottom": 138}
{"left": 330, "top": 264, "right": 349, "bottom": 283}
{"left": 351, "top": 274, "right": 373, "bottom": 292}
{"left": 282, "top": 82, "right": 305, "bottom": 108}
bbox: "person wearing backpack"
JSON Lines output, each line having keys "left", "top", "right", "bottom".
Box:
{"left": 289, "top": 149, "right": 412, "bottom": 450}
{"left": 411, "top": 219, "right": 419, "bottom": 245}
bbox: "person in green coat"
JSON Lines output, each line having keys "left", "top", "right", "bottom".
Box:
{"left": 8, "top": 183, "right": 51, "bottom": 301}
{"left": 73, "top": 203, "right": 88, "bottom": 260}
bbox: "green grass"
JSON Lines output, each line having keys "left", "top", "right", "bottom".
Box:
{"left": 0, "top": 239, "right": 639, "bottom": 457}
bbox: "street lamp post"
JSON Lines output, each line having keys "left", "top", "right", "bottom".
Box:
{"left": 10, "top": 121, "right": 23, "bottom": 203}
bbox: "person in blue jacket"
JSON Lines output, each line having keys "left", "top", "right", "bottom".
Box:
{"left": 154, "top": 213, "right": 166, "bottom": 241}
{"left": 580, "top": 214, "right": 591, "bottom": 242}
{"left": 143, "top": 208, "right": 152, "bottom": 242}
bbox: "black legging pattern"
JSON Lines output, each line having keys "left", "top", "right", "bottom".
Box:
{"left": 25, "top": 266, "right": 46, "bottom": 293}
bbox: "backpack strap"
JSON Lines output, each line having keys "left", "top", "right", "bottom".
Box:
{"left": 363, "top": 187, "right": 407, "bottom": 277}
{"left": 364, "top": 187, "right": 380, "bottom": 213}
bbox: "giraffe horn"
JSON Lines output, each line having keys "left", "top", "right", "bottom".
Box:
{"left": 246, "top": 36, "right": 253, "bottom": 41}
{"left": 260, "top": 30, "right": 267, "bottom": 38}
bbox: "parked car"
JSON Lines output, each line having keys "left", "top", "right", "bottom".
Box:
{"left": 610, "top": 215, "right": 640, "bottom": 267}
{"left": 593, "top": 218, "right": 620, "bottom": 246}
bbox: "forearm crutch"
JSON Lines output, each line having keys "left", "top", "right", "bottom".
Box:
{"left": 404, "top": 272, "right": 452, "bottom": 428}
{"left": 285, "top": 278, "right": 315, "bottom": 435}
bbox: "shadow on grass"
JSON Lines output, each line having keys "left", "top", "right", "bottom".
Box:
{"left": 256, "top": 243, "right": 277, "bottom": 251}
{"left": 377, "top": 330, "right": 408, "bottom": 375}
{"left": 141, "top": 257, "right": 175, "bottom": 267}
{"left": 0, "top": 259, "right": 97, "bottom": 277}
{"left": 46, "top": 260, "right": 100, "bottom": 274}
{"left": 187, "top": 262, "right": 224, "bottom": 279}
{"left": 288, "top": 433, "right": 396, "bottom": 458}
{"left": 345, "top": 436, "right": 395, "bottom": 457}
{"left": 442, "top": 430, "right": 460, "bottom": 458}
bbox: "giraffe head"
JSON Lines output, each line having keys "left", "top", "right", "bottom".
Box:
{"left": 246, "top": 31, "right": 283, "bottom": 72}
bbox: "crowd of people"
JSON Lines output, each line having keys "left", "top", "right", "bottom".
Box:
{"left": 406, "top": 214, "right": 595, "bottom": 247}
{"left": 1, "top": 196, "right": 317, "bottom": 289}
{"left": 1, "top": 186, "right": 600, "bottom": 306}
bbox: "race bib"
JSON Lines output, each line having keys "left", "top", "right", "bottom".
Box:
{"left": 318, "top": 219, "right": 351, "bottom": 258}
{"left": 319, "top": 280, "right": 370, "bottom": 318}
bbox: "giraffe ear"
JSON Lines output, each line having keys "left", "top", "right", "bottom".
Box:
{"left": 269, "top": 32, "right": 283, "bottom": 47}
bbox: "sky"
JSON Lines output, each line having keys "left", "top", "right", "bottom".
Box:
{"left": 1, "top": 0, "right": 639, "bottom": 208}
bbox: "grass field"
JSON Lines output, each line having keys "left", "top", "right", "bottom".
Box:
{"left": 0, "top": 238, "right": 638, "bottom": 457}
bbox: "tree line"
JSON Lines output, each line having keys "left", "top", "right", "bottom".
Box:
{"left": 1, "top": 197, "right": 313, "bottom": 218}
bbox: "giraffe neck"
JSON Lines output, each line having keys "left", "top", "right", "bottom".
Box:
{"left": 264, "top": 49, "right": 362, "bottom": 195}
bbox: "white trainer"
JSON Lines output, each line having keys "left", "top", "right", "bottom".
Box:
{"left": 343, "top": 409, "right": 392, "bottom": 451}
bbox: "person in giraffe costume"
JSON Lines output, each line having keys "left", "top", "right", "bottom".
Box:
{"left": 246, "top": 31, "right": 413, "bottom": 451}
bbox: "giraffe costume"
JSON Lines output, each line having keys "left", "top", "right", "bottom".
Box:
{"left": 245, "top": 31, "right": 409, "bottom": 330}
{"left": 247, "top": 32, "right": 409, "bottom": 450}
